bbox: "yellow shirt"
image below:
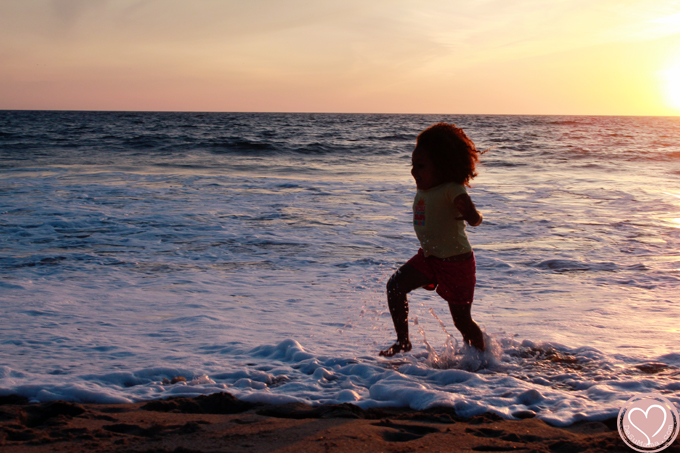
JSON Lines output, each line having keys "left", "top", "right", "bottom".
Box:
{"left": 413, "top": 182, "right": 472, "bottom": 258}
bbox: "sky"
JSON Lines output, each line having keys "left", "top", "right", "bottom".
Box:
{"left": 2, "top": 0, "right": 680, "bottom": 115}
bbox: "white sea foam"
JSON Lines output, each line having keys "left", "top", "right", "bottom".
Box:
{"left": 2, "top": 336, "right": 679, "bottom": 426}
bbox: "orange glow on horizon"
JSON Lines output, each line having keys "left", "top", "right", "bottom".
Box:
{"left": 1, "top": 2, "right": 680, "bottom": 115}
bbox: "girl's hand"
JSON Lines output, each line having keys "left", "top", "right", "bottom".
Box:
{"left": 454, "top": 194, "right": 483, "bottom": 226}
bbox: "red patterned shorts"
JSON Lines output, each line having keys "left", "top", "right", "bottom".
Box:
{"left": 406, "top": 248, "right": 476, "bottom": 305}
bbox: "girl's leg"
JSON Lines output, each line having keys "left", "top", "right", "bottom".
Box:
{"left": 448, "top": 304, "right": 485, "bottom": 352}
{"left": 380, "top": 263, "right": 432, "bottom": 357}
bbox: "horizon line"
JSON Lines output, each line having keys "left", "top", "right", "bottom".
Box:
{"left": 2, "top": 108, "right": 680, "bottom": 118}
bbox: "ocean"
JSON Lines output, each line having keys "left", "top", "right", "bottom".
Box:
{"left": 1, "top": 110, "right": 679, "bottom": 426}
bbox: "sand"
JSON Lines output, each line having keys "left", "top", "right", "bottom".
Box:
{"left": 0, "top": 392, "right": 674, "bottom": 452}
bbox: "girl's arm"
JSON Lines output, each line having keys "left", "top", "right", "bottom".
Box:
{"left": 454, "top": 193, "right": 483, "bottom": 226}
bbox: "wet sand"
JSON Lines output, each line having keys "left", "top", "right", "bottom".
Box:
{"left": 0, "top": 392, "right": 670, "bottom": 452}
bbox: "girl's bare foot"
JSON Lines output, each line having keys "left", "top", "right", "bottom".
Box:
{"left": 379, "top": 340, "right": 412, "bottom": 357}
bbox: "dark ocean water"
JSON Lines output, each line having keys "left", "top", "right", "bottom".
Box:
{"left": 1, "top": 110, "right": 680, "bottom": 425}
{"left": 4, "top": 110, "right": 679, "bottom": 168}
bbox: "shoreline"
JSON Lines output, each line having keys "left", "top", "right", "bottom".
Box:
{"left": 0, "top": 392, "right": 649, "bottom": 452}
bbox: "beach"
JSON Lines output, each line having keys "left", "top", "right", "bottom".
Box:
{"left": 4, "top": 0, "right": 680, "bottom": 449}
{"left": 1, "top": 111, "right": 680, "bottom": 436}
{"left": 0, "top": 392, "right": 645, "bottom": 452}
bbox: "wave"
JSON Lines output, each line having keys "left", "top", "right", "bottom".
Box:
{"left": 2, "top": 337, "right": 678, "bottom": 426}
{"left": 207, "top": 137, "right": 279, "bottom": 153}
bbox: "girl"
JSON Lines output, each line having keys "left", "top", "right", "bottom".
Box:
{"left": 380, "top": 123, "right": 485, "bottom": 357}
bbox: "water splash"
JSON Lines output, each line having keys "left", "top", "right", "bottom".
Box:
{"left": 416, "top": 309, "right": 501, "bottom": 371}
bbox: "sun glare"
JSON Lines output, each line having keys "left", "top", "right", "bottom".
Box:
{"left": 660, "top": 60, "right": 680, "bottom": 112}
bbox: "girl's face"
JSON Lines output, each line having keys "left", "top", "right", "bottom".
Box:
{"left": 411, "top": 147, "right": 441, "bottom": 190}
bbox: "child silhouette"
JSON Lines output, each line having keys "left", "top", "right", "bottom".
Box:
{"left": 380, "top": 123, "right": 486, "bottom": 357}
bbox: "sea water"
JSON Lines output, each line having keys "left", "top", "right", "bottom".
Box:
{"left": 1, "top": 111, "right": 679, "bottom": 426}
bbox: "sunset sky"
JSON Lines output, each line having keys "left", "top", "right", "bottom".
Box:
{"left": 2, "top": 0, "right": 680, "bottom": 115}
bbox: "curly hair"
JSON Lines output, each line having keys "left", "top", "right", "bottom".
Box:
{"left": 415, "top": 123, "right": 484, "bottom": 187}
